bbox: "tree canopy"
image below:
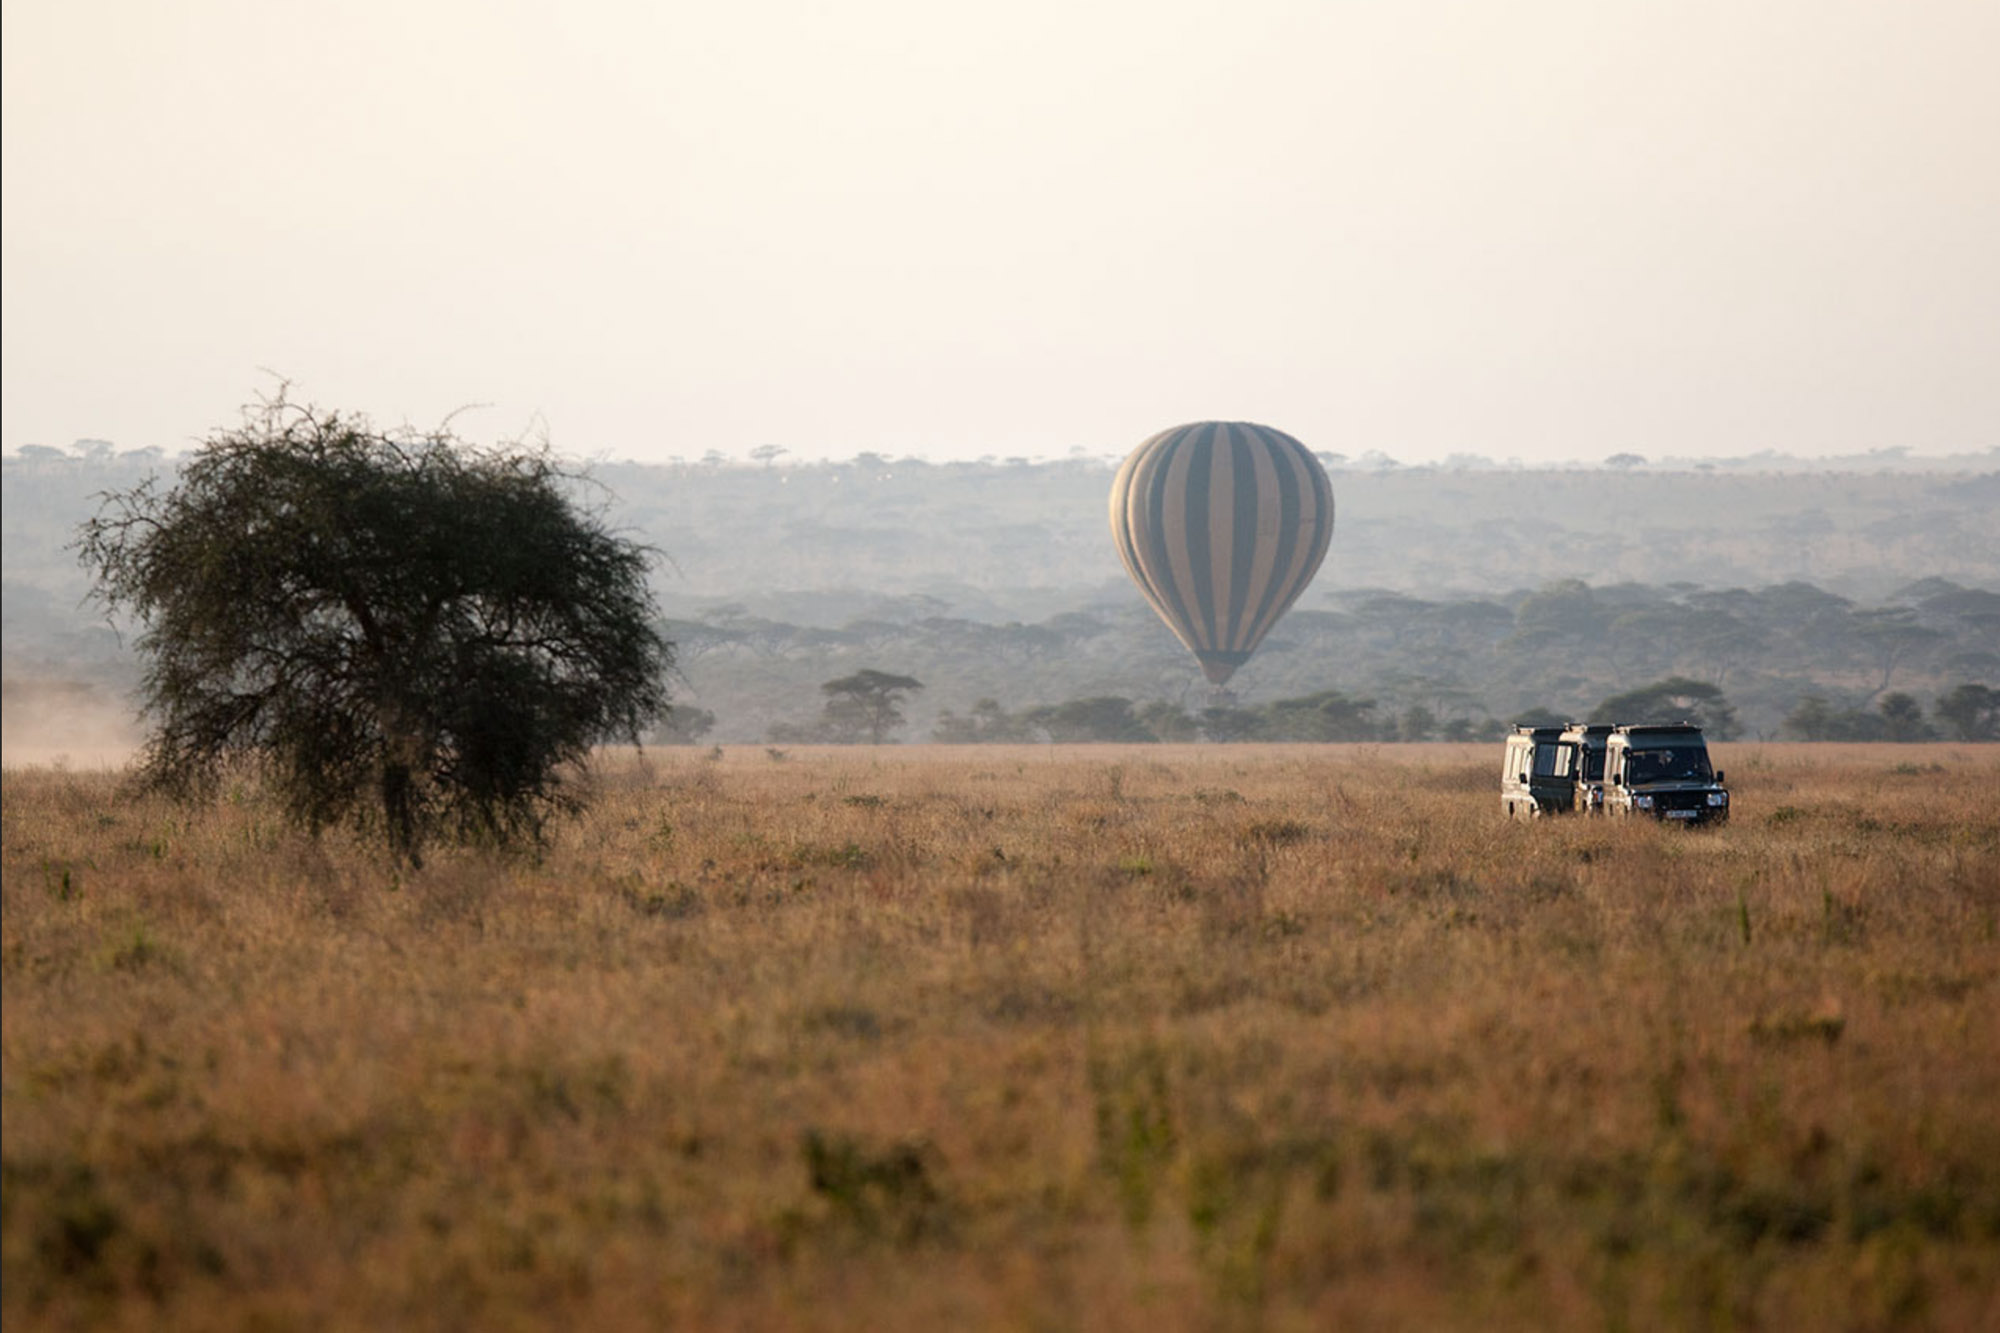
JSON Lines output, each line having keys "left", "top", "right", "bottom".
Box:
{"left": 1589, "top": 677, "right": 1739, "bottom": 739}
{"left": 1023, "top": 696, "right": 1154, "bottom": 743}
{"left": 1931, "top": 683, "right": 1997, "bottom": 742}
{"left": 78, "top": 394, "right": 672, "bottom": 864}
{"left": 817, "top": 670, "right": 925, "bottom": 743}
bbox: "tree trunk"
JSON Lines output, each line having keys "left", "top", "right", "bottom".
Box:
{"left": 381, "top": 762, "right": 422, "bottom": 868}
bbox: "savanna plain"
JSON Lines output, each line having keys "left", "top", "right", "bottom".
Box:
{"left": 3, "top": 744, "right": 1997, "bottom": 1332}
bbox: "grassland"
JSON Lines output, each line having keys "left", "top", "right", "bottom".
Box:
{"left": 3, "top": 743, "right": 1997, "bottom": 1331}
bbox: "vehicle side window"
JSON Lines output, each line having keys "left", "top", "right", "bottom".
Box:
{"left": 1533, "top": 745, "right": 1561, "bottom": 777}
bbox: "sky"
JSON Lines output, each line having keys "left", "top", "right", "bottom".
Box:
{"left": 4, "top": 0, "right": 1996, "bottom": 467}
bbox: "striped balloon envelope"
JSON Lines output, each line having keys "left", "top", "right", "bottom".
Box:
{"left": 1108, "top": 422, "right": 1335, "bottom": 686}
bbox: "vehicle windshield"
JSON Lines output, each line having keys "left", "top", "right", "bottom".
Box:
{"left": 1624, "top": 747, "right": 1713, "bottom": 784}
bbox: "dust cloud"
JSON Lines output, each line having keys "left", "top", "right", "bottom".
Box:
{"left": 1, "top": 677, "right": 141, "bottom": 770}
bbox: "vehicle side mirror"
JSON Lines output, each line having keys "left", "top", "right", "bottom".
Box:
{"left": 1715, "top": 770, "right": 1725, "bottom": 784}
{"left": 1518, "top": 772, "right": 1529, "bottom": 785}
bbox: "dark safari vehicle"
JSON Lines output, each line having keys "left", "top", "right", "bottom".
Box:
{"left": 1501, "top": 725, "right": 1572, "bottom": 818}
{"left": 1603, "top": 724, "right": 1730, "bottom": 824}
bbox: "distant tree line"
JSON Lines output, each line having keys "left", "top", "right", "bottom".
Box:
{"left": 10, "top": 442, "right": 1996, "bottom": 747}
{"left": 1782, "top": 683, "right": 1996, "bottom": 742}
{"left": 747, "top": 672, "right": 1997, "bottom": 745}
{"left": 927, "top": 679, "right": 1721, "bottom": 745}
{"left": 634, "top": 574, "right": 1999, "bottom": 742}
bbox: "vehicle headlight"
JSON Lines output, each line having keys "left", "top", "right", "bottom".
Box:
{"left": 1634, "top": 795, "right": 1654, "bottom": 809}
{"left": 1707, "top": 792, "right": 1728, "bottom": 806}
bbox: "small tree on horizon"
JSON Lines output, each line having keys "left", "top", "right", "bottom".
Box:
{"left": 932, "top": 698, "right": 1029, "bottom": 743}
{"left": 1510, "top": 707, "right": 1567, "bottom": 730}
{"left": 1877, "top": 692, "right": 1933, "bottom": 742}
{"left": 650, "top": 705, "right": 718, "bottom": 746}
{"left": 1261, "top": 690, "right": 1378, "bottom": 741}
{"left": 1589, "top": 677, "right": 1740, "bottom": 739}
{"left": 1398, "top": 705, "right": 1439, "bottom": 742}
{"left": 1022, "top": 696, "right": 1153, "bottom": 743}
{"left": 77, "top": 392, "right": 672, "bottom": 865}
{"left": 1934, "top": 683, "right": 1998, "bottom": 741}
{"left": 1136, "top": 699, "right": 1200, "bottom": 742}
{"left": 819, "top": 670, "right": 924, "bottom": 743}
{"left": 1781, "top": 695, "right": 1837, "bottom": 741}
{"left": 1198, "top": 705, "right": 1262, "bottom": 743}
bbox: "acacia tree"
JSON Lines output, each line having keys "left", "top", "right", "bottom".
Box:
{"left": 1934, "top": 683, "right": 1998, "bottom": 741}
{"left": 1022, "top": 696, "right": 1153, "bottom": 743}
{"left": 819, "top": 670, "right": 923, "bottom": 743}
{"left": 1260, "top": 689, "right": 1379, "bottom": 742}
{"left": 1589, "top": 677, "right": 1740, "bottom": 739}
{"left": 78, "top": 394, "right": 673, "bottom": 865}
{"left": 1877, "top": 692, "right": 1933, "bottom": 742}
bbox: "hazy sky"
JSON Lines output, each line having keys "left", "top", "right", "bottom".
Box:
{"left": 5, "top": 0, "right": 1996, "bottom": 465}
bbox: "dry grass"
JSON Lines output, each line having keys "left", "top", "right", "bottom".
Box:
{"left": 4, "top": 743, "right": 1998, "bottom": 1331}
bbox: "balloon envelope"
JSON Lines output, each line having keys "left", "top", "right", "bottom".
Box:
{"left": 1108, "top": 422, "right": 1334, "bottom": 686}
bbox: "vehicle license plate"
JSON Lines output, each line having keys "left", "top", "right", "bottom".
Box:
{"left": 1666, "top": 809, "right": 1699, "bottom": 819}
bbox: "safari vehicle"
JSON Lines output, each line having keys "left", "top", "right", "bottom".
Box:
{"left": 1501, "top": 725, "right": 1572, "bottom": 818}
{"left": 1603, "top": 724, "right": 1729, "bottom": 824}
{"left": 1557, "top": 723, "right": 1612, "bottom": 812}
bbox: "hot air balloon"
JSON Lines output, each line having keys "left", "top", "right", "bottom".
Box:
{"left": 1108, "top": 421, "right": 1334, "bottom": 687}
